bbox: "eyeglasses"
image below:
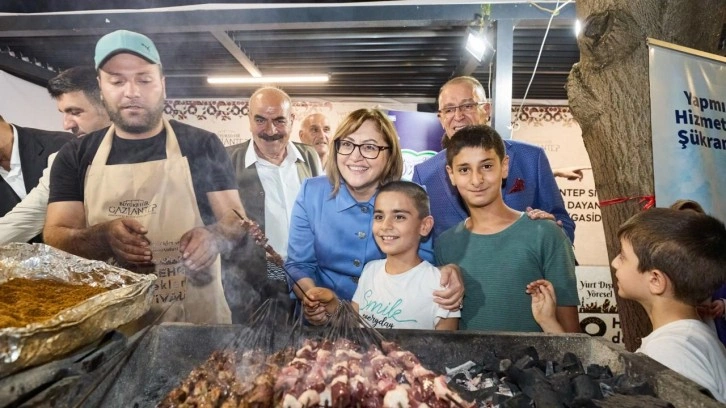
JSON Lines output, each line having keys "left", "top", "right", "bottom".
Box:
{"left": 437, "top": 102, "right": 487, "bottom": 118}
{"left": 335, "top": 140, "right": 390, "bottom": 159}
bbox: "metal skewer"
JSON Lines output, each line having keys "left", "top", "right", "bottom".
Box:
{"left": 231, "top": 209, "right": 313, "bottom": 302}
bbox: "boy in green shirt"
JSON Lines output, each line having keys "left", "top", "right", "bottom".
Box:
{"left": 434, "top": 124, "right": 579, "bottom": 332}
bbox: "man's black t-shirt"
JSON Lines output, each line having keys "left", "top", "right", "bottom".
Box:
{"left": 49, "top": 120, "right": 237, "bottom": 225}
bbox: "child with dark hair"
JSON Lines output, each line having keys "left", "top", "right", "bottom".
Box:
{"left": 669, "top": 199, "right": 726, "bottom": 346}
{"left": 435, "top": 124, "right": 579, "bottom": 332}
{"left": 306, "top": 180, "right": 459, "bottom": 330}
{"left": 531, "top": 208, "right": 726, "bottom": 402}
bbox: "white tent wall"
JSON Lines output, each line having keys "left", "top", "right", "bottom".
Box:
{"left": 0, "top": 70, "right": 62, "bottom": 131}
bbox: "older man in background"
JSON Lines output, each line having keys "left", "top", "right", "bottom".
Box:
{"left": 225, "top": 87, "right": 322, "bottom": 323}
{"left": 298, "top": 112, "right": 332, "bottom": 167}
{"left": 412, "top": 76, "right": 574, "bottom": 243}
{"left": 0, "top": 66, "right": 110, "bottom": 245}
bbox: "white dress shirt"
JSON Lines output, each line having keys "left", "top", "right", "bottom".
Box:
{"left": 0, "top": 153, "right": 54, "bottom": 244}
{"left": 244, "top": 141, "right": 305, "bottom": 260}
{"left": 0, "top": 125, "right": 27, "bottom": 200}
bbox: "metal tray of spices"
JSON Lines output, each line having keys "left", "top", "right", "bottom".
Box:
{"left": 0, "top": 243, "right": 156, "bottom": 377}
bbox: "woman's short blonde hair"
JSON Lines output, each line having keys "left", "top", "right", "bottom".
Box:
{"left": 325, "top": 108, "right": 403, "bottom": 197}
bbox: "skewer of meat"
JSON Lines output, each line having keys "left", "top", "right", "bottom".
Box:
{"left": 232, "top": 209, "right": 313, "bottom": 305}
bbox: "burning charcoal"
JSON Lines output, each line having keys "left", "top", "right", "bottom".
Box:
{"left": 599, "top": 381, "right": 615, "bottom": 398}
{"left": 571, "top": 373, "right": 604, "bottom": 406}
{"left": 592, "top": 394, "right": 675, "bottom": 408}
{"left": 499, "top": 358, "right": 512, "bottom": 373}
{"left": 513, "top": 354, "right": 537, "bottom": 370}
{"left": 503, "top": 379, "right": 521, "bottom": 395}
{"left": 481, "top": 371, "right": 499, "bottom": 386}
{"left": 530, "top": 382, "right": 567, "bottom": 407}
{"left": 448, "top": 382, "right": 497, "bottom": 404}
{"left": 475, "top": 385, "right": 498, "bottom": 400}
{"left": 610, "top": 374, "right": 656, "bottom": 397}
{"left": 505, "top": 365, "right": 525, "bottom": 386}
{"left": 506, "top": 366, "right": 544, "bottom": 393}
{"left": 586, "top": 364, "right": 613, "bottom": 380}
{"left": 447, "top": 381, "right": 475, "bottom": 401}
{"left": 446, "top": 360, "right": 477, "bottom": 380}
{"left": 467, "top": 363, "right": 485, "bottom": 378}
{"left": 481, "top": 350, "right": 501, "bottom": 372}
{"left": 545, "top": 359, "right": 557, "bottom": 377}
{"left": 560, "top": 352, "right": 584, "bottom": 375}
{"left": 507, "top": 345, "right": 539, "bottom": 364}
{"left": 501, "top": 392, "right": 532, "bottom": 408}
{"left": 452, "top": 372, "right": 468, "bottom": 384}
{"left": 548, "top": 370, "right": 575, "bottom": 406}
{"left": 512, "top": 366, "right": 553, "bottom": 404}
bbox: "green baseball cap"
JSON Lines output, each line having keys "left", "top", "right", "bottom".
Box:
{"left": 94, "top": 30, "right": 161, "bottom": 69}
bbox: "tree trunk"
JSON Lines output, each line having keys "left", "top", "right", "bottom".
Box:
{"left": 567, "top": 0, "right": 726, "bottom": 352}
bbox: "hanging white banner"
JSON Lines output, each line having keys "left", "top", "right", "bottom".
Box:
{"left": 648, "top": 39, "right": 726, "bottom": 221}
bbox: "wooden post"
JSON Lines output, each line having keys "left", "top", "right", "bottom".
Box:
{"left": 567, "top": 0, "right": 726, "bottom": 351}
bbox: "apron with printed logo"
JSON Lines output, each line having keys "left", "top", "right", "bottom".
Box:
{"left": 84, "top": 119, "right": 231, "bottom": 325}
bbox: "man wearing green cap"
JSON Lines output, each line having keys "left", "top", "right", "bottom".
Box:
{"left": 44, "top": 30, "right": 246, "bottom": 325}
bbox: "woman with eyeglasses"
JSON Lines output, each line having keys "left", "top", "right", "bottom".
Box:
{"left": 285, "top": 108, "right": 464, "bottom": 324}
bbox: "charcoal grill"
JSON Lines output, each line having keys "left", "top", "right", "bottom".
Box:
{"left": 29, "top": 323, "right": 723, "bottom": 408}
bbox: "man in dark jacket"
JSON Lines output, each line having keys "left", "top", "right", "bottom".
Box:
{"left": 0, "top": 114, "right": 72, "bottom": 242}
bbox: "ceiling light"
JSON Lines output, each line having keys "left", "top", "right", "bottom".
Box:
{"left": 574, "top": 20, "right": 582, "bottom": 37}
{"left": 465, "top": 30, "right": 490, "bottom": 62}
{"left": 207, "top": 75, "right": 329, "bottom": 85}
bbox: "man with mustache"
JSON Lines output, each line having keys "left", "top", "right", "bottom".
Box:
{"left": 0, "top": 66, "right": 110, "bottom": 245}
{"left": 225, "top": 87, "right": 322, "bottom": 323}
{"left": 299, "top": 112, "right": 332, "bottom": 168}
{"left": 44, "top": 30, "right": 245, "bottom": 325}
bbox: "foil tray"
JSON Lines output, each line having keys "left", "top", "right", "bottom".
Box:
{"left": 0, "top": 243, "right": 156, "bottom": 377}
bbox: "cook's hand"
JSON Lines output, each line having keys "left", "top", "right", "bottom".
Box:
{"left": 526, "top": 207, "right": 563, "bottom": 228}
{"left": 179, "top": 227, "right": 219, "bottom": 271}
{"left": 105, "top": 218, "right": 151, "bottom": 265}
{"left": 434, "top": 263, "right": 464, "bottom": 311}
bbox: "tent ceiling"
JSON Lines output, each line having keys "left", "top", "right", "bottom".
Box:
{"left": 0, "top": 2, "right": 722, "bottom": 106}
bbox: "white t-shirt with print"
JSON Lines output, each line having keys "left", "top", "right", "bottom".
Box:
{"left": 637, "top": 319, "right": 726, "bottom": 403}
{"left": 352, "top": 259, "right": 459, "bottom": 330}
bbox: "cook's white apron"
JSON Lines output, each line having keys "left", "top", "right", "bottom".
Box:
{"left": 84, "top": 119, "right": 231, "bottom": 325}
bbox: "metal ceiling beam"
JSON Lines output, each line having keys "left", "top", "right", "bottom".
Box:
{"left": 0, "top": 52, "right": 55, "bottom": 83}
{"left": 0, "top": 4, "right": 575, "bottom": 37}
{"left": 491, "top": 3, "right": 575, "bottom": 21}
{"left": 232, "top": 30, "right": 464, "bottom": 42}
{"left": 0, "top": 5, "right": 482, "bottom": 37}
{"left": 492, "top": 19, "right": 514, "bottom": 140}
{"left": 209, "top": 30, "right": 261, "bottom": 77}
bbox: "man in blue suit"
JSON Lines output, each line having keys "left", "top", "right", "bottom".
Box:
{"left": 412, "top": 76, "right": 574, "bottom": 243}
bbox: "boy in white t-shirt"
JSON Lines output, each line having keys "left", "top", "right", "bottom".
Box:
{"left": 529, "top": 209, "right": 726, "bottom": 403}
{"left": 306, "top": 180, "right": 459, "bottom": 330}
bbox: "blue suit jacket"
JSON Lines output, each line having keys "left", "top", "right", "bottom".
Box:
{"left": 412, "top": 139, "right": 574, "bottom": 243}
